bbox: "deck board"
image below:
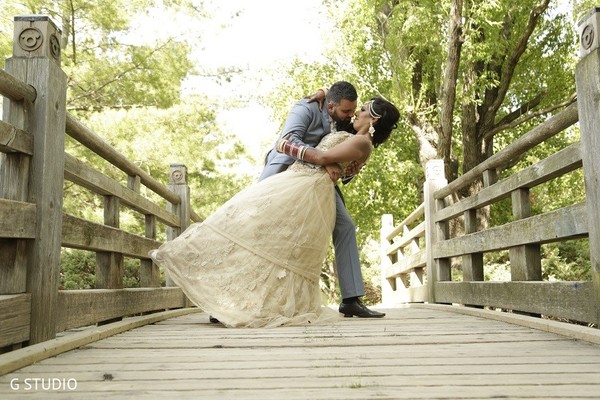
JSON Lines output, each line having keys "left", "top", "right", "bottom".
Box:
{"left": 1, "top": 305, "right": 600, "bottom": 399}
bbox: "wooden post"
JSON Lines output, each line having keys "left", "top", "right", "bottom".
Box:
{"left": 0, "top": 164, "right": 29, "bottom": 296}
{"left": 462, "top": 169, "right": 497, "bottom": 282}
{"left": 576, "top": 7, "right": 600, "bottom": 326}
{"left": 509, "top": 188, "right": 541, "bottom": 281}
{"left": 95, "top": 195, "right": 123, "bottom": 288}
{"left": 141, "top": 214, "right": 160, "bottom": 287}
{"left": 424, "top": 160, "right": 448, "bottom": 303}
{"left": 4, "top": 15, "right": 67, "bottom": 344}
{"left": 122, "top": 173, "right": 160, "bottom": 287}
{"left": 380, "top": 214, "right": 395, "bottom": 305}
{"left": 165, "top": 164, "right": 190, "bottom": 287}
{"left": 0, "top": 21, "right": 37, "bottom": 296}
{"left": 462, "top": 209, "right": 483, "bottom": 281}
{"left": 408, "top": 225, "right": 424, "bottom": 289}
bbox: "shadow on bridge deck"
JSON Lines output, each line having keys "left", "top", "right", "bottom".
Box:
{"left": 1, "top": 304, "right": 600, "bottom": 399}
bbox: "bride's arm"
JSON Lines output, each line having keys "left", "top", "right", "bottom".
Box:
{"left": 277, "top": 135, "right": 371, "bottom": 166}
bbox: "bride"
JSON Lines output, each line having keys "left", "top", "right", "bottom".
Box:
{"left": 149, "top": 96, "right": 400, "bottom": 328}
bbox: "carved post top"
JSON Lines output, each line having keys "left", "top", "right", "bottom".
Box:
{"left": 578, "top": 7, "right": 600, "bottom": 58}
{"left": 425, "top": 159, "right": 446, "bottom": 182}
{"left": 13, "top": 15, "right": 62, "bottom": 64}
{"left": 169, "top": 164, "right": 188, "bottom": 184}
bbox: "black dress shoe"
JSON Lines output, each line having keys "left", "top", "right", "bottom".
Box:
{"left": 339, "top": 300, "right": 385, "bottom": 318}
{"left": 209, "top": 315, "right": 220, "bottom": 323}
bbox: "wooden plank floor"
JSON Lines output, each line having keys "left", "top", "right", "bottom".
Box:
{"left": 1, "top": 304, "right": 600, "bottom": 399}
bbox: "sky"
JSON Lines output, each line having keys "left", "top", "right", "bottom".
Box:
{"left": 190, "top": 1, "right": 329, "bottom": 69}
{"left": 190, "top": 0, "right": 331, "bottom": 164}
{"left": 198, "top": 1, "right": 331, "bottom": 164}
{"left": 132, "top": 0, "right": 332, "bottom": 168}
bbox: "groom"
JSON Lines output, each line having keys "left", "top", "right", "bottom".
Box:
{"left": 259, "top": 81, "right": 385, "bottom": 318}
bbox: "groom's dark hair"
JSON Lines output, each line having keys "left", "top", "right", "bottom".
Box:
{"left": 326, "top": 81, "right": 358, "bottom": 105}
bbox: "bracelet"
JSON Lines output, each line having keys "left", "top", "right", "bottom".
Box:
{"left": 276, "top": 139, "right": 308, "bottom": 161}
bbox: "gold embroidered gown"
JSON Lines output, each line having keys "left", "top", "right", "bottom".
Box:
{"left": 149, "top": 133, "right": 353, "bottom": 327}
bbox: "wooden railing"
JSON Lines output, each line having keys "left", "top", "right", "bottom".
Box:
{"left": 380, "top": 9, "right": 600, "bottom": 327}
{"left": 0, "top": 15, "right": 200, "bottom": 351}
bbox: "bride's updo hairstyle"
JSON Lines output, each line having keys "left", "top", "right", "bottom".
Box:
{"left": 370, "top": 96, "right": 400, "bottom": 148}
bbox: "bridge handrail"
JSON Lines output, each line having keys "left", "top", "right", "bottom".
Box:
{"left": 0, "top": 15, "right": 199, "bottom": 352}
{"left": 65, "top": 114, "right": 181, "bottom": 206}
{"left": 380, "top": 9, "right": 600, "bottom": 328}
{"left": 64, "top": 113, "right": 200, "bottom": 223}
{"left": 0, "top": 69, "right": 36, "bottom": 103}
{"left": 434, "top": 102, "right": 578, "bottom": 200}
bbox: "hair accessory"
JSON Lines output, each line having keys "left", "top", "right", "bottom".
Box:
{"left": 368, "top": 101, "right": 382, "bottom": 119}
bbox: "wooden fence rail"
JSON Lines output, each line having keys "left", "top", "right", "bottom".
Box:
{"left": 0, "top": 15, "right": 198, "bottom": 352}
{"left": 380, "top": 9, "right": 600, "bottom": 327}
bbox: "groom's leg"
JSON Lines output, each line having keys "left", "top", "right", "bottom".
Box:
{"left": 333, "top": 191, "right": 365, "bottom": 299}
{"left": 258, "top": 162, "right": 288, "bottom": 182}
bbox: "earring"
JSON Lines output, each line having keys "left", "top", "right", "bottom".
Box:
{"left": 368, "top": 121, "right": 375, "bottom": 137}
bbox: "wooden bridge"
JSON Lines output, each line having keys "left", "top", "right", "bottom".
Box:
{"left": 1, "top": 305, "right": 600, "bottom": 399}
{"left": 1, "top": 12, "right": 600, "bottom": 399}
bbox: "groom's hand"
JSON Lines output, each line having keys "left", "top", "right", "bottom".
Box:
{"left": 325, "top": 164, "right": 343, "bottom": 182}
{"left": 343, "top": 161, "right": 364, "bottom": 179}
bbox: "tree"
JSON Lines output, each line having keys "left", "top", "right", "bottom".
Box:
{"left": 335, "top": 0, "right": 577, "bottom": 185}
{"left": 2, "top": 0, "right": 196, "bottom": 111}
{"left": 343, "top": 0, "right": 587, "bottom": 286}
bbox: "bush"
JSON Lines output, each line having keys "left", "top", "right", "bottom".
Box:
{"left": 60, "top": 249, "right": 153, "bottom": 289}
{"left": 60, "top": 249, "right": 96, "bottom": 290}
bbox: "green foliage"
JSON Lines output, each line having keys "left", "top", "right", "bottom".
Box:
{"left": 573, "top": 0, "right": 600, "bottom": 22}
{"left": 60, "top": 249, "right": 156, "bottom": 289}
{"left": 1, "top": 0, "right": 197, "bottom": 111}
{"left": 484, "top": 251, "right": 512, "bottom": 281}
{"left": 60, "top": 249, "right": 96, "bottom": 289}
{"left": 329, "top": 0, "right": 578, "bottom": 166}
{"left": 66, "top": 39, "right": 193, "bottom": 111}
{"left": 542, "top": 240, "right": 592, "bottom": 281}
{"left": 64, "top": 98, "right": 253, "bottom": 231}
{"left": 343, "top": 134, "right": 422, "bottom": 247}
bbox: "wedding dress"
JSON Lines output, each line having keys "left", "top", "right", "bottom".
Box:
{"left": 149, "top": 132, "right": 353, "bottom": 328}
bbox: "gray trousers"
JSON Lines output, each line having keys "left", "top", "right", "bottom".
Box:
{"left": 259, "top": 160, "right": 365, "bottom": 299}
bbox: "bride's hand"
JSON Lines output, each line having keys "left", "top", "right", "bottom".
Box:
{"left": 325, "top": 164, "right": 342, "bottom": 182}
{"left": 305, "top": 87, "right": 327, "bottom": 111}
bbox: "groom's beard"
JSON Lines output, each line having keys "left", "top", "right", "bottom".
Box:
{"left": 336, "top": 119, "right": 354, "bottom": 132}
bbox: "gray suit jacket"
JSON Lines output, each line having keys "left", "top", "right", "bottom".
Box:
{"left": 259, "top": 99, "right": 331, "bottom": 181}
